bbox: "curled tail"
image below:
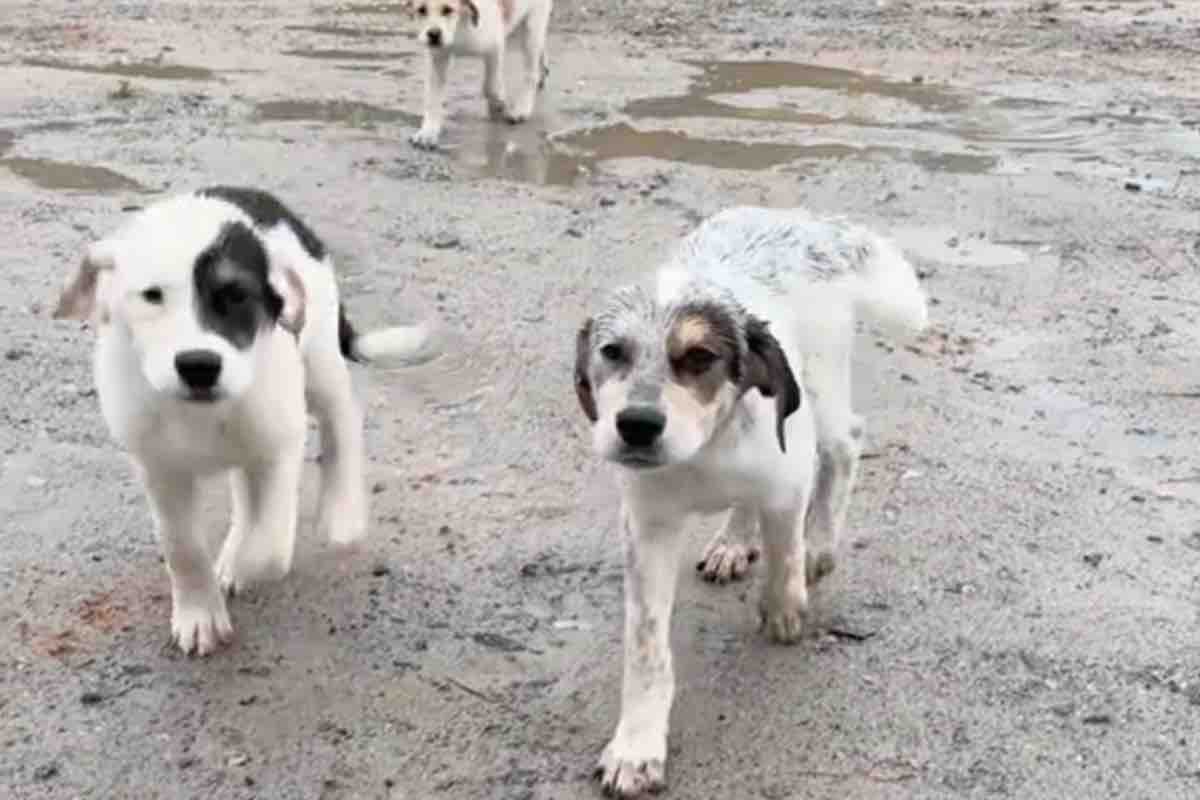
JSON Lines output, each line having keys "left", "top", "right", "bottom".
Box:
{"left": 338, "top": 305, "right": 431, "bottom": 366}
{"left": 851, "top": 229, "right": 929, "bottom": 338}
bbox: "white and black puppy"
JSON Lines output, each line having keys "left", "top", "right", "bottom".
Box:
{"left": 573, "top": 207, "right": 928, "bottom": 797}
{"left": 407, "top": 0, "right": 553, "bottom": 149}
{"left": 53, "top": 187, "right": 429, "bottom": 656}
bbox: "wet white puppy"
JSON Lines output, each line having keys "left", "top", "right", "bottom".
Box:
{"left": 573, "top": 207, "right": 929, "bottom": 797}
{"left": 407, "top": 0, "right": 553, "bottom": 149}
{"left": 53, "top": 187, "right": 429, "bottom": 656}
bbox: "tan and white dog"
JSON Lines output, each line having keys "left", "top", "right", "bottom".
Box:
{"left": 573, "top": 207, "right": 928, "bottom": 796}
{"left": 406, "top": 0, "right": 553, "bottom": 149}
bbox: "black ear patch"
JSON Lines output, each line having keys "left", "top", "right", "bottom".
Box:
{"left": 193, "top": 221, "right": 281, "bottom": 350}
{"left": 463, "top": 0, "right": 480, "bottom": 25}
{"left": 743, "top": 316, "right": 802, "bottom": 452}
{"left": 574, "top": 318, "right": 598, "bottom": 422}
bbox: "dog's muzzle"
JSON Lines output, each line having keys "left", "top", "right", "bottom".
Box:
{"left": 175, "top": 349, "right": 223, "bottom": 402}
{"left": 613, "top": 405, "right": 667, "bottom": 467}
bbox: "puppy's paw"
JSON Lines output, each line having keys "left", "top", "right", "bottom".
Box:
{"left": 758, "top": 585, "right": 810, "bottom": 645}
{"left": 696, "top": 542, "right": 758, "bottom": 584}
{"left": 595, "top": 736, "right": 666, "bottom": 798}
{"left": 806, "top": 549, "right": 837, "bottom": 587}
{"left": 320, "top": 495, "right": 368, "bottom": 549}
{"left": 171, "top": 587, "right": 233, "bottom": 656}
{"left": 215, "top": 540, "right": 292, "bottom": 597}
{"left": 486, "top": 97, "right": 509, "bottom": 121}
{"left": 504, "top": 106, "right": 532, "bottom": 125}
{"left": 409, "top": 128, "right": 442, "bottom": 150}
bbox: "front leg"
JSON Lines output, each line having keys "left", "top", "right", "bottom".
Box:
{"left": 596, "top": 503, "right": 686, "bottom": 798}
{"left": 758, "top": 504, "right": 810, "bottom": 645}
{"left": 411, "top": 49, "right": 451, "bottom": 149}
{"left": 141, "top": 465, "right": 232, "bottom": 656}
{"left": 482, "top": 47, "right": 507, "bottom": 121}
{"left": 215, "top": 445, "right": 304, "bottom": 596}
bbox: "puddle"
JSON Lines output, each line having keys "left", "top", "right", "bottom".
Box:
{"left": 627, "top": 60, "right": 968, "bottom": 123}
{"left": 1, "top": 158, "right": 148, "bottom": 193}
{"left": 287, "top": 56, "right": 1195, "bottom": 189}
{"left": 890, "top": 226, "right": 1030, "bottom": 268}
{"left": 281, "top": 48, "right": 411, "bottom": 62}
{"left": 254, "top": 98, "right": 420, "bottom": 128}
{"left": 340, "top": 2, "right": 407, "bottom": 12}
{"left": 24, "top": 58, "right": 215, "bottom": 81}
{"left": 285, "top": 24, "right": 396, "bottom": 38}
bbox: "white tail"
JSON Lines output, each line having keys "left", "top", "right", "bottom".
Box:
{"left": 350, "top": 324, "right": 431, "bottom": 366}
{"left": 852, "top": 233, "right": 929, "bottom": 338}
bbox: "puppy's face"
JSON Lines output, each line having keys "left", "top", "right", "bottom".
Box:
{"left": 411, "top": 0, "right": 478, "bottom": 48}
{"left": 575, "top": 281, "right": 801, "bottom": 471}
{"left": 54, "top": 200, "right": 305, "bottom": 406}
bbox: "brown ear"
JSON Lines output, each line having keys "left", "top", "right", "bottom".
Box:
{"left": 463, "top": 0, "right": 480, "bottom": 25}
{"left": 52, "top": 245, "right": 115, "bottom": 322}
{"left": 269, "top": 265, "right": 307, "bottom": 337}
{"left": 743, "top": 316, "right": 801, "bottom": 452}
{"left": 574, "top": 318, "right": 597, "bottom": 422}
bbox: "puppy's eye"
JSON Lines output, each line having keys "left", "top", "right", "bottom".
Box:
{"left": 677, "top": 347, "right": 718, "bottom": 375}
{"left": 416, "top": 4, "right": 427, "bottom": 15}
{"left": 600, "top": 343, "right": 625, "bottom": 363}
{"left": 217, "top": 285, "right": 248, "bottom": 308}
{"left": 441, "top": 4, "right": 453, "bottom": 15}
{"left": 141, "top": 287, "right": 164, "bottom": 305}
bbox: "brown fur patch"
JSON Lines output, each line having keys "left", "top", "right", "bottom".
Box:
{"left": 666, "top": 313, "right": 737, "bottom": 405}
{"left": 671, "top": 316, "right": 712, "bottom": 352}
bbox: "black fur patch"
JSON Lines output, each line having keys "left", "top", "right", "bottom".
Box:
{"left": 199, "top": 185, "right": 326, "bottom": 261}
{"left": 338, "top": 304, "right": 362, "bottom": 363}
{"left": 193, "top": 222, "right": 282, "bottom": 350}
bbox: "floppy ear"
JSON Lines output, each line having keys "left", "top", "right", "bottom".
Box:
{"left": 267, "top": 265, "right": 307, "bottom": 337}
{"left": 463, "top": 0, "right": 480, "bottom": 25}
{"left": 742, "top": 316, "right": 801, "bottom": 452}
{"left": 574, "top": 318, "right": 598, "bottom": 422}
{"left": 52, "top": 242, "right": 116, "bottom": 322}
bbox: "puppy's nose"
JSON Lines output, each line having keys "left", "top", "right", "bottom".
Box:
{"left": 426, "top": 29, "right": 442, "bottom": 46}
{"left": 616, "top": 406, "right": 666, "bottom": 448}
{"left": 175, "top": 349, "right": 222, "bottom": 391}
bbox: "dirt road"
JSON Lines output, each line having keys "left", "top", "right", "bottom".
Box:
{"left": 2, "top": 1, "right": 1199, "bottom": 798}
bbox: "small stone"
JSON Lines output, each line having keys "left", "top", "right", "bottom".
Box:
{"left": 227, "top": 752, "right": 250, "bottom": 767}
{"left": 33, "top": 762, "right": 59, "bottom": 781}
{"left": 371, "top": 564, "right": 391, "bottom": 577}
{"left": 1082, "top": 712, "right": 1113, "bottom": 725}
{"left": 372, "top": 481, "right": 386, "bottom": 494}
{"left": 598, "top": 196, "right": 617, "bottom": 207}
{"left": 1082, "top": 552, "right": 1104, "bottom": 568}
{"left": 80, "top": 690, "right": 104, "bottom": 706}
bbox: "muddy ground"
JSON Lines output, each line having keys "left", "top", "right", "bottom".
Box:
{"left": 2, "top": 1, "right": 1199, "bottom": 798}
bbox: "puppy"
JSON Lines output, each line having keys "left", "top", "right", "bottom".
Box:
{"left": 573, "top": 207, "right": 929, "bottom": 797}
{"left": 53, "top": 187, "right": 429, "bottom": 656}
{"left": 407, "top": 0, "right": 553, "bottom": 149}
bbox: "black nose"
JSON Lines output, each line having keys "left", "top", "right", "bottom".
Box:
{"left": 426, "top": 29, "right": 442, "bottom": 45}
{"left": 175, "top": 349, "right": 222, "bottom": 391}
{"left": 616, "top": 406, "right": 666, "bottom": 448}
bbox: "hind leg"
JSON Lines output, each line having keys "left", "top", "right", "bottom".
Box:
{"left": 696, "top": 505, "right": 759, "bottom": 584}
{"left": 805, "top": 417, "right": 863, "bottom": 586}
{"left": 307, "top": 344, "right": 368, "bottom": 547}
{"left": 506, "top": 3, "right": 551, "bottom": 123}
{"left": 801, "top": 330, "right": 861, "bottom": 587}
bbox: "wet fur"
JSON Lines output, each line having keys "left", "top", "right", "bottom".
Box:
{"left": 574, "top": 206, "right": 928, "bottom": 797}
